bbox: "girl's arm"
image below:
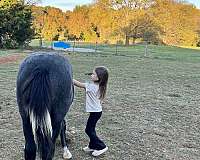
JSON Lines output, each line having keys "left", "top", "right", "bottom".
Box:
{"left": 73, "top": 79, "right": 86, "bottom": 89}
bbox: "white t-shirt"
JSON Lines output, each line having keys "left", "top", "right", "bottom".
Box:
{"left": 84, "top": 82, "right": 102, "bottom": 112}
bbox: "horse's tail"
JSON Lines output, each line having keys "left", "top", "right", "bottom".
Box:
{"left": 22, "top": 67, "right": 54, "bottom": 159}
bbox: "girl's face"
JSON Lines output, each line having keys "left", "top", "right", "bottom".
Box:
{"left": 91, "top": 70, "right": 99, "bottom": 82}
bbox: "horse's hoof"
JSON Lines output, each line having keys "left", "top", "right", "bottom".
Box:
{"left": 63, "top": 149, "right": 72, "bottom": 159}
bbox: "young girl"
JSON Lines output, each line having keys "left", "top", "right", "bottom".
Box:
{"left": 73, "top": 66, "right": 109, "bottom": 157}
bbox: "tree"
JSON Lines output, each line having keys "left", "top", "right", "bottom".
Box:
{"left": 0, "top": 1, "right": 34, "bottom": 48}
{"left": 128, "top": 12, "right": 162, "bottom": 44}
{"left": 88, "top": 1, "right": 115, "bottom": 42}
{"left": 32, "top": 6, "right": 69, "bottom": 41}
{"left": 107, "top": 0, "right": 154, "bottom": 45}
{"left": 151, "top": 0, "right": 199, "bottom": 46}
{"left": 66, "top": 5, "right": 91, "bottom": 41}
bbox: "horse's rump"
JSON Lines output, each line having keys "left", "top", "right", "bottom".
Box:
{"left": 17, "top": 52, "right": 73, "bottom": 114}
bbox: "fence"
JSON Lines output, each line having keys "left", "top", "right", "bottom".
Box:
{"left": 29, "top": 39, "right": 154, "bottom": 57}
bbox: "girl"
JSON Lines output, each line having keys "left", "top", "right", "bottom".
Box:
{"left": 73, "top": 66, "right": 109, "bottom": 157}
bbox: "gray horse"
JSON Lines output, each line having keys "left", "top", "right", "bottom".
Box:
{"left": 16, "top": 52, "right": 74, "bottom": 160}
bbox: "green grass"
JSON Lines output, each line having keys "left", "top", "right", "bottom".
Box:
{"left": 0, "top": 49, "right": 23, "bottom": 56}
{"left": 30, "top": 39, "right": 200, "bottom": 62}
{"left": 0, "top": 45, "right": 200, "bottom": 159}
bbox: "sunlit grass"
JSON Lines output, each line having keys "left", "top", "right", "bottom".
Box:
{"left": 179, "top": 45, "right": 200, "bottom": 50}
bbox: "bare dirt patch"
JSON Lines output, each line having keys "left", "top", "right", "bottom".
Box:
{"left": 0, "top": 54, "right": 23, "bottom": 64}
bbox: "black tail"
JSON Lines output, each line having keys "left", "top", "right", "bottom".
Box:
{"left": 22, "top": 67, "right": 54, "bottom": 159}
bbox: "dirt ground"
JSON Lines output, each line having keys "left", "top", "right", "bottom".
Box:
{"left": 0, "top": 50, "right": 200, "bottom": 160}
{"left": 0, "top": 54, "right": 22, "bottom": 64}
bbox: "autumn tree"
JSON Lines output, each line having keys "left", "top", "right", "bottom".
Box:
{"left": 32, "top": 6, "right": 68, "bottom": 41}
{"left": 66, "top": 5, "right": 91, "bottom": 41}
{"left": 88, "top": 0, "right": 115, "bottom": 42}
{"left": 128, "top": 12, "right": 162, "bottom": 44}
{"left": 151, "top": 0, "right": 199, "bottom": 46}
{"left": 107, "top": 0, "right": 154, "bottom": 45}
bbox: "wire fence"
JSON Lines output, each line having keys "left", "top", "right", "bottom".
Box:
{"left": 29, "top": 39, "right": 200, "bottom": 63}
{"left": 29, "top": 39, "right": 153, "bottom": 57}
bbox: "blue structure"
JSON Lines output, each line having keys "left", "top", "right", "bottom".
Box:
{"left": 53, "top": 41, "right": 70, "bottom": 49}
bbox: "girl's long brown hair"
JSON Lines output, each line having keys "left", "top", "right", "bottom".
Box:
{"left": 95, "top": 66, "right": 109, "bottom": 101}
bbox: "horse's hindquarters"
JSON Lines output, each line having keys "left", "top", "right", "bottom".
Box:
{"left": 16, "top": 52, "right": 74, "bottom": 160}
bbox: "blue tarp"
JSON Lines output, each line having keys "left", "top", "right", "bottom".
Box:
{"left": 53, "top": 41, "right": 70, "bottom": 49}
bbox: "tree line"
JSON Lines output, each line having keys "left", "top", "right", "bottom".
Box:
{"left": 0, "top": 0, "right": 200, "bottom": 48}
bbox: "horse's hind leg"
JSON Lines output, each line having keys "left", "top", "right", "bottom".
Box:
{"left": 60, "top": 120, "right": 72, "bottom": 159}
{"left": 51, "top": 120, "right": 65, "bottom": 158}
{"left": 21, "top": 116, "right": 36, "bottom": 160}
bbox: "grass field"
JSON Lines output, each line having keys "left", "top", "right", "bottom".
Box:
{"left": 0, "top": 45, "right": 200, "bottom": 159}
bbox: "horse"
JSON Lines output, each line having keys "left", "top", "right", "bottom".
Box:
{"left": 16, "top": 52, "right": 74, "bottom": 160}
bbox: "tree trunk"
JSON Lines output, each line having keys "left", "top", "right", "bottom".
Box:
{"left": 95, "top": 41, "right": 97, "bottom": 53}
{"left": 144, "top": 41, "right": 148, "bottom": 57}
{"left": 125, "top": 35, "right": 129, "bottom": 46}
{"left": 73, "top": 40, "right": 75, "bottom": 53}
{"left": 39, "top": 36, "right": 42, "bottom": 48}
{"left": 132, "top": 37, "right": 136, "bottom": 45}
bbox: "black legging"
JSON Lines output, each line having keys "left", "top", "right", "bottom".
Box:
{"left": 85, "top": 112, "right": 106, "bottom": 150}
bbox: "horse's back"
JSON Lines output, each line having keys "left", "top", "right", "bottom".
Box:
{"left": 17, "top": 52, "right": 73, "bottom": 119}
